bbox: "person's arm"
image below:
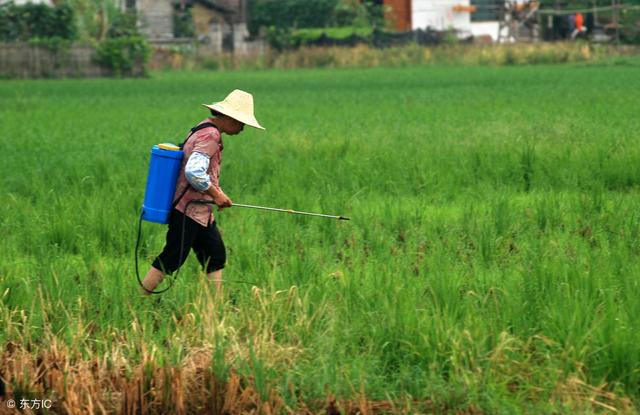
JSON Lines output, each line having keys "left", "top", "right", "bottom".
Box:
{"left": 205, "top": 184, "right": 232, "bottom": 208}
{"left": 185, "top": 152, "right": 232, "bottom": 208}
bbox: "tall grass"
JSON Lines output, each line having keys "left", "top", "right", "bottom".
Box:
{"left": 150, "top": 42, "right": 640, "bottom": 71}
{"left": 1, "top": 64, "right": 640, "bottom": 413}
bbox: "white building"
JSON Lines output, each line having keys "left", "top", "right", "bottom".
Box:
{"left": 409, "top": 0, "right": 528, "bottom": 42}
{"left": 412, "top": 0, "right": 474, "bottom": 35}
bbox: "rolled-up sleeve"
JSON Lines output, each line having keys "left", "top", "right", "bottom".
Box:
{"left": 184, "top": 151, "right": 211, "bottom": 191}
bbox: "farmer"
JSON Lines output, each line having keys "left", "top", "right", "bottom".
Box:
{"left": 140, "top": 89, "right": 265, "bottom": 295}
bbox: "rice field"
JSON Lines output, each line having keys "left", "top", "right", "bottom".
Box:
{"left": 1, "top": 61, "right": 640, "bottom": 413}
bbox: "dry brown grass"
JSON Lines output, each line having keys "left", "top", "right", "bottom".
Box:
{"left": 1, "top": 331, "right": 635, "bottom": 414}
{"left": 148, "top": 43, "right": 639, "bottom": 72}
{"left": 553, "top": 376, "right": 634, "bottom": 414}
{"left": 0, "top": 340, "right": 410, "bottom": 414}
{"left": 0, "top": 286, "right": 635, "bottom": 414}
{"left": 0, "top": 339, "right": 288, "bottom": 414}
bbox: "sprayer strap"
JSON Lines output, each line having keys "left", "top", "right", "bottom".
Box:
{"left": 179, "top": 121, "right": 217, "bottom": 149}
{"left": 171, "top": 185, "right": 190, "bottom": 210}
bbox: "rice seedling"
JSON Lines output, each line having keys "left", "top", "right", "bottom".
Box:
{"left": 1, "top": 62, "right": 639, "bottom": 413}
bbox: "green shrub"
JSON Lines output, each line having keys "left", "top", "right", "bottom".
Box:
{"left": 248, "top": 0, "right": 385, "bottom": 38}
{"left": 266, "top": 26, "right": 375, "bottom": 50}
{"left": 442, "top": 28, "right": 459, "bottom": 45}
{"left": 173, "top": 4, "right": 194, "bottom": 38}
{"left": 95, "top": 36, "right": 150, "bottom": 77}
{"left": 248, "top": 0, "right": 338, "bottom": 36}
{"left": 27, "top": 36, "right": 73, "bottom": 53}
{"left": 201, "top": 58, "right": 220, "bottom": 71}
{"left": 0, "top": 3, "right": 75, "bottom": 41}
{"left": 265, "top": 27, "right": 296, "bottom": 51}
{"left": 107, "top": 10, "right": 140, "bottom": 38}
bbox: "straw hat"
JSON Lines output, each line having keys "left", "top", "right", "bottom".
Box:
{"left": 202, "top": 89, "right": 265, "bottom": 130}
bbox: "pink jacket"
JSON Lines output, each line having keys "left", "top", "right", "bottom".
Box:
{"left": 174, "top": 119, "right": 223, "bottom": 227}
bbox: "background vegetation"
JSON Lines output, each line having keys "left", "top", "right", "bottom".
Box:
{"left": 0, "top": 0, "right": 149, "bottom": 77}
{"left": 152, "top": 42, "right": 638, "bottom": 72}
{"left": 0, "top": 2, "right": 75, "bottom": 42}
{"left": 248, "top": 0, "right": 386, "bottom": 49}
{"left": 1, "top": 62, "right": 639, "bottom": 413}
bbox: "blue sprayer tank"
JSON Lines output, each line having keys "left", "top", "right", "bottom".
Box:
{"left": 142, "top": 144, "right": 184, "bottom": 224}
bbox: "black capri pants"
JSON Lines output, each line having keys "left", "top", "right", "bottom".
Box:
{"left": 152, "top": 209, "right": 226, "bottom": 275}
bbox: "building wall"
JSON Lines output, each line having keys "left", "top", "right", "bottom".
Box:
{"left": 136, "top": 0, "right": 174, "bottom": 40}
{"left": 133, "top": 0, "right": 260, "bottom": 55}
{"left": 134, "top": 0, "right": 246, "bottom": 40}
{"left": 214, "top": 0, "right": 246, "bottom": 24}
{"left": 0, "top": 42, "right": 136, "bottom": 78}
{"left": 470, "top": 21, "right": 500, "bottom": 40}
{"left": 412, "top": 0, "right": 472, "bottom": 35}
{"left": 193, "top": 3, "right": 224, "bottom": 36}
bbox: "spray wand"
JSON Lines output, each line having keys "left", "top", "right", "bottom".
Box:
{"left": 232, "top": 203, "right": 350, "bottom": 221}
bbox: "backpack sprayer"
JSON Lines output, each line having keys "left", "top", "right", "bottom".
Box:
{"left": 136, "top": 137, "right": 350, "bottom": 294}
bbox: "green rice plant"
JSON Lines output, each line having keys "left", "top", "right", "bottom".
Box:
{"left": 1, "top": 64, "right": 640, "bottom": 412}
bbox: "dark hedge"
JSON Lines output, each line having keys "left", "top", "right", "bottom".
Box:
{"left": 0, "top": 3, "right": 75, "bottom": 41}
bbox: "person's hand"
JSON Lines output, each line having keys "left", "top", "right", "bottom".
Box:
{"left": 213, "top": 191, "right": 232, "bottom": 210}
